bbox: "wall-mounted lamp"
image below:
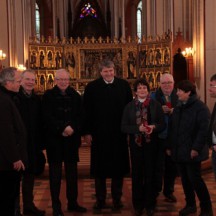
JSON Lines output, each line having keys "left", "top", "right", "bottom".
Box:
{"left": 182, "top": 47, "right": 194, "bottom": 57}
{"left": 17, "top": 64, "right": 26, "bottom": 71}
{"left": 0, "top": 50, "right": 6, "bottom": 60}
{"left": 0, "top": 49, "right": 6, "bottom": 71}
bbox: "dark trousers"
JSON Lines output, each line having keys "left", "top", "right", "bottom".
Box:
{"left": 178, "top": 162, "right": 212, "bottom": 209}
{"left": 95, "top": 177, "right": 123, "bottom": 203}
{"left": 14, "top": 171, "right": 35, "bottom": 213}
{"left": 0, "top": 170, "right": 20, "bottom": 216}
{"left": 22, "top": 172, "right": 35, "bottom": 209}
{"left": 49, "top": 162, "right": 78, "bottom": 211}
{"left": 163, "top": 155, "right": 178, "bottom": 196}
{"left": 130, "top": 143, "right": 156, "bottom": 211}
{"left": 153, "top": 139, "right": 177, "bottom": 197}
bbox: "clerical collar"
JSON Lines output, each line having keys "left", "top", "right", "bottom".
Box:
{"left": 138, "top": 98, "right": 146, "bottom": 103}
{"left": 104, "top": 78, "right": 114, "bottom": 84}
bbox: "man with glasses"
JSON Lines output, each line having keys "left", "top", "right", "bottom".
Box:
{"left": 151, "top": 73, "right": 178, "bottom": 204}
{"left": 208, "top": 74, "right": 216, "bottom": 180}
{"left": 42, "top": 69, "right": 86, "bottom": 216}
{"left": 0, "top": 67, "right": 28, "bottom": 216}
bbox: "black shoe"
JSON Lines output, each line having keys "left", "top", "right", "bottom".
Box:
{"left": 52, "top": 210, "right": 64, "bottom": 216}
{"left": 112, "top": 201, "right": 124, "bottom": 210}
{"left": 146, "top": 209, "right": 155, "bottom": 216}
{"left": 23, "top": 206, "right": 45, "bottom": 216}
{"left": 15, "top": 210, "right": 23, "bottom": 216}
{"left": 179, "top": 205, "right": 197, "bottom": 216}
{"left": 93, "top": 201, "right": 106, "bottom": 210}
{"left": 164, "top": 194, "right": 177, "bottom": 203}
{"left": 67, "top": 204, "right": 87, "bottom": 213}
{"left": 134, "top": 209, "right": 143, "bottom": 216}
{"left": 199, "top": 208, "right": 214, "bottom": 216}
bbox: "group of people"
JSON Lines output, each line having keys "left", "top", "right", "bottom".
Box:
{"left": 0, "top": 59, "right": 215, "bottom": 216}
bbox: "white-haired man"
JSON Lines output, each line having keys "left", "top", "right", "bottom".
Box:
{"left": 42, "top": 69, "right": 86, "bottom": 216}
{"left": 151, "top": 73, "right": 178, "bottom": 204}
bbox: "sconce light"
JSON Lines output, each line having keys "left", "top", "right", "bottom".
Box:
{"left": 0, "top": 50, "right": 6, "bottom": 60}
{"left": 182, "top": 47, "right": 194, "bottom": 57}
{"left": 0, "top": 49, "right": 6, "bottom": 70}
{"left": 17, "top": 64, "right": 26, "bottom": 71}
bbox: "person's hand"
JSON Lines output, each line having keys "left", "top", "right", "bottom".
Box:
{"left": 191, "top": 149, "right": 199, "bottom": 159}
{"left": 143, "top": 125, "right": 155, "bottom": 135}
{"left": 162, "top": 105, "right": 172, "bottom": 114}
{"left": 13, "top": 160, "right": 25, "bottom": 171}
{"left": 166, "top": 149, "right": 171, "bottom": 156}
{"left": 139, "top": 124, "right": 155, "bottom": 134}
{"left": 62, "top": 126, "right": 74, "bottom": 137}
{"left": 84, "top": 134, "right": 92, "bottom": 145}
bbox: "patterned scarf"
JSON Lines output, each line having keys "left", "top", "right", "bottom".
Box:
{"left": 135, "top": 95, "right": 151, "bottom": 146}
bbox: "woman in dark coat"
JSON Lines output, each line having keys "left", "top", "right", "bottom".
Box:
{"left": 42, "top": 69, "right": 86, "bottom": 216}
{"left": 121, "top": 78, "right": 165, "bottom": 216}
{"left": 169, "top": 80, "right": 213, "bottom": 216}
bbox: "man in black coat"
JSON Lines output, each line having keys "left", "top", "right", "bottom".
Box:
{"left": 15, "top": 70, "right": 45, "bottom": 216}
{"left": 42, "top": 69, "right": 86, "bottom": 216}
{"left": 0, "top": 67, "right": 28, "bottom": 216}
{"left": 83, "top": 59, "right": 133, "bottom": 210}
{"left": 169, "top": 80, "right": 213, "bottom": 216}
{"left": 208, "top": 74, "right": 216, "bottom": 180}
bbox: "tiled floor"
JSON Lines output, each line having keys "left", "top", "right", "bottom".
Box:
{"left": 27, "top": 146, "right": 216, "bottom": 216}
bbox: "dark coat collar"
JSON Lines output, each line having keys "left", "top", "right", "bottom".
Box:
{"left": 0, "top": 85, "right": 18, "bottom": 98}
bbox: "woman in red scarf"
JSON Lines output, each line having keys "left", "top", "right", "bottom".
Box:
{"left": 121, "top": 78, "right": 165, "bottom": 216}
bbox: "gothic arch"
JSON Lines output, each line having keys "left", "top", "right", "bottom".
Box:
{"left": 36, "top": 0, "right": 53, "bottom": 38}
{"left": 70, "top": 0, "right": 108, "bottom": 39}
{"left": 125, "top": 0, "right": 140, "bottom": 38}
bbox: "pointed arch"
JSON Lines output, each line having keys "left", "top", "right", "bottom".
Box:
{"left": 71, "top": 0, "right": 108, "bottom": 38}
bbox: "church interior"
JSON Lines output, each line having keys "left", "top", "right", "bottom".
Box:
{"left": 1, "top": 0, "right": 216, "bottom": 215}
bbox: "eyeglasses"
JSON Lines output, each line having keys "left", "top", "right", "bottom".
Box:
{"left": 56, "top": 78, "right": 70, "bottom": 82}
{"left": 24, "top": 78, "right": 36, "bottom": 82}
{"left": 161, "top": 81, "right": 173, "bottom": 85}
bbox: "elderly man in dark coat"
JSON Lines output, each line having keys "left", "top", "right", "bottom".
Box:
{"left": 151, "top": 73, "right": 178, "bottom": 203}
{"left": 169, "top": 80, "right": 213, "bottom": 216}
{"left": 83, "top": 59, "right": 133, "bottom": 210}
{"left": 42, "top": 69, "right": 86, "bottom": 216}
{"left": 0, "top": 67, "right": 28, "bottom": 216}
{"left": 15, "top": 69, "right": 45, "bottom": 216}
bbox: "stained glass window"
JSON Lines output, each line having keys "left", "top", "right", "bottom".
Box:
{"left": 35, "top": 3, "right": 40, "bottom": 39}
{"left": 80, "top": 2, "right": 97, "bottom": 18}
{"left": 137, "top": 1, "right": 142, "bottom": 42}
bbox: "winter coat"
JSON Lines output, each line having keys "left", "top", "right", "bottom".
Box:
{"left": 169, "top": 95, "right": 210, "bottom": 162}
{"left": 83, "top": 77, "right": 133, "bottom": 177}
{"left": 121, "top": 98, "right": 166, "bottom": 146}
{"left": 42, "top": 85, "right": 82, "bottom": 163}
{"left": 18, "top": 87, "right": 44, "bottom": 173}
{"left": 151, "top": 88, "right": 178, "bottom": 141}
{"left": 0, "top": 86, "right": 28, "bottom": 170}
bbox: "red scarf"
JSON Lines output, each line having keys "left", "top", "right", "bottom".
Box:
{"left": 135, "top": 95, "right": 151, "bottom": 146}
